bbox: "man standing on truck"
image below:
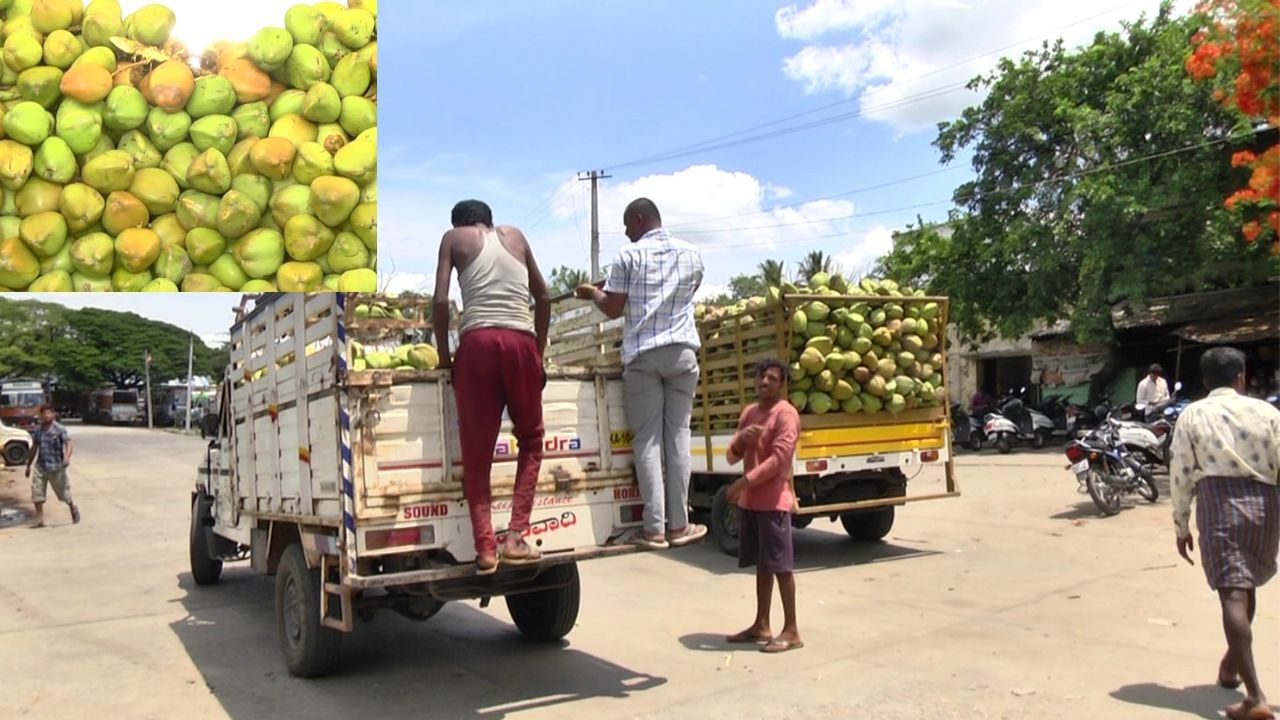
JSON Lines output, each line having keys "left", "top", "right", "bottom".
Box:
{"left": 723, "top": 358, "right": 803, "bottom": 653}
{"left": 434, "top": 199, "right": 552, "bottom": 574}
{"left": 1170, "top": 347, "right": 1278, "bottom": 720}
{"left": 575, "top": 197, "right": 708, "bottom": 549}
{"left": 26, "top": 405, "right": 79, "bottom": 528}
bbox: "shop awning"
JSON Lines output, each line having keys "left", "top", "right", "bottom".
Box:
{"left": 1175, "top": 313, "right": 1280, "bottom": 344}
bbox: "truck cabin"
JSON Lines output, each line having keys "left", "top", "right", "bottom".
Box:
{"left": 0, "top": 383, "right": 48, "bottom": 430}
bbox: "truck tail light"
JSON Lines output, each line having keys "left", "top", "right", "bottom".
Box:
{"left": 919, "top": 450, "right": 939, "bottom": 462}
{"left": 805, "top": 460, "right": 828, "bottom": 472}
{"left": 621, "top": 503, "right": 644, "bottom": 523}
{"left": 365, "top": 526, "right": 432, "bottom": 550}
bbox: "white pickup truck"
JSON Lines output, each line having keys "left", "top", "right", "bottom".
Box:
{"left": 190, "top": 293, "right": 643, "bottom": 677}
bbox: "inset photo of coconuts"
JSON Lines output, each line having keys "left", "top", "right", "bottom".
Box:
{"left": 0, "top": 0, "right": 377, "bottom": 292}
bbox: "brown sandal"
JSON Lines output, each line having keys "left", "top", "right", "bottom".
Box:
{"left": 1225, "top": 701, "right": 1276, "bottom": 720}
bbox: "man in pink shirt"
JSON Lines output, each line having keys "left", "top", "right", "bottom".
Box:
{"left": 723, "top": 358, "right": 804, "bottom": 653}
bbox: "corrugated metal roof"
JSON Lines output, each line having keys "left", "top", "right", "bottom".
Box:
{"left": 1175, "top": 313, "right": 1280, "bottom": 344}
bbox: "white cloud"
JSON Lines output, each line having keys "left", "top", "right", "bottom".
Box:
{"left": 776, "top": 0, "right": 1193, "bottom": 133}
{"left": 775, "top": 0, "right": 902, "bottom": 41}
{"left": 381, "top": 271, "right": 433, "bottom": 296}
{"left": 538, "top": 164, "right": 881, "bottom": 291}
{"left": 122, "top": 0, "right": 306, "bottom": 55}
{"left": 833, "top": 225, "right": 894, "bottom": 278}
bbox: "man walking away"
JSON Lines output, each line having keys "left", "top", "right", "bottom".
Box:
{"left": 27, "top": 404, "right": 78, "bottom": 528}
{"left": 723, "top": 359, "right": 803, "bottom": 654}
{"left": 434, "top": 199, "right": 552, "bottom": 575}
{"left": 574, "top": 197, "right": 707, "bottom": 549}
{"left": 1170, "top": 347, "right": 1279, "bottom": 720}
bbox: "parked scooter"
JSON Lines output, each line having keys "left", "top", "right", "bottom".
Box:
{"left": 983, "top": 387, "right": 1056, "bottom": 453}
{"left": 951, "top": 402, "right": 985, "bottom": 451}
{"left": 1108, "top": 407, "right": 1173, "bottom": 473}
{"left": 1038, "top": 394, "right": 1074, "bottom": 438}
{"left": 1064, "top": 418, "right": 1158, "bottom": 516}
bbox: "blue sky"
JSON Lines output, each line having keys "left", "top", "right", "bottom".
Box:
{"left": 379, "top": 0, "right": 1185, "bottom": 298}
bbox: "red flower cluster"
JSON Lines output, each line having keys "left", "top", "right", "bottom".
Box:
{"left": 1188, "top": 0, "right": 1280, "bottom": 249}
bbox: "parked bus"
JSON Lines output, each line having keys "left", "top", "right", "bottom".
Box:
{"left": 86, "top": 388, "right": 141, "bottom": 425}
{"left": 0, "top": 379, "right": 49, "bottom": 430}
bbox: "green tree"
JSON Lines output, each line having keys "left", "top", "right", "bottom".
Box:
{"left": 0, "top": 299, "right": 66, "bottom": 380}
{"left": 548, "top": 265, "right": 590, "bottom": 296}
{"left": 880, "top": 7, "right": 1273, "bottom": 343}
{"left": 795, "top": 250, "right": 836, "bottom": 283}
{"left": 44, "top": 307, "right": 225, "bottom": 391}
{"left": 726, "top": 273, "right": 766, "bottom": 300}
{"left": 758, "top": 259, "right": 786, "bottom": 287}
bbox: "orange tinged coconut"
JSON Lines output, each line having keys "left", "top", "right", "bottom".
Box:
{"left": 249, "top": 136, "right": 297, "bottom": 180}
{"left": 219, "top": 58, "right": 271, "bottom": 104}
{"left": 145, "top": 60, "right": 195, "bottom": 113}
{"left": 60, "top": 63, "right": 114, "bottom": 104}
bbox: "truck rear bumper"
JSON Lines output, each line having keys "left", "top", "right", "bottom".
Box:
{"left": 344, "top": 542, "right": 640, "bottom": 589}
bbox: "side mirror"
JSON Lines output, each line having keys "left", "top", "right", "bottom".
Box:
{"left": 1174, "top": 381, "right": 1183, "bottom": 392}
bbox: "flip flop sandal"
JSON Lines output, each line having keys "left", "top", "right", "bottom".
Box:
{"left": 501, "top": 546, "right": 543, "bottom": 566}
{"left": 725, "top": 630, "right": 770, "bottom": 644}
{"left": 474, "top": 556, "right": 500, "bottom": 576}
{"left": 70, "top": 505, "right": 80, "bottom": 524}
{"left": 761, "top": 639, "right": 804, "bottom": 654}
{"left": 667, "top": 523, "right": 708, "bottom": 547}
{"left": 1225, "top": 701, "right": 1277, "bottom": 720}
{"left": 626, "top": 529, "right": 669, "bottom": 550}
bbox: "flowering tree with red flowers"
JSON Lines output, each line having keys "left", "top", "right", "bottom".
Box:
{"left": 1187, "top": 0, "right": 1280, "bottom": 255}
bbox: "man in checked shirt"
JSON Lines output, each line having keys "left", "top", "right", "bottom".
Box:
{"left": 1170, "top": 347, "right": 1279, "bottom": 720}
{"left": 576, "top": 198, "right": 708, "bottom": 550}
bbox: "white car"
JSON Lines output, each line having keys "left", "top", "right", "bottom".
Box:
{"left": 1, "top": 419, "right": 32, "bottom": 466}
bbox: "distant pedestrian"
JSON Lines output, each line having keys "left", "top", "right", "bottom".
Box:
{"left": 1136, "top": 363, "right": 1170, "bottom": 410}
{"left": 723, "top": 358, "right": 803, "bottom": 653}
{"left": 1170, "top": 347, "right": 1278, "bottom": 720}
{"left": 26, "top": 405, "right": 79, "bottom": 528}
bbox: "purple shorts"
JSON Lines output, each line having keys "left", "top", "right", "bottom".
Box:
{"left": 737, "top": 509, "right": 794, "bottom": 573}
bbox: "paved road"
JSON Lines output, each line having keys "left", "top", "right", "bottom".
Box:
{"left": 1, "top": 425, "right": 1276, "bottom": 719}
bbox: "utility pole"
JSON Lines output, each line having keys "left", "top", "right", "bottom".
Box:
{"left": 144, "top": 348, "right": 153, "bottom": 429}
{"left": 577, "top": 170, "right": 611, "bottom": 281}
{"left": 184, "top": 335, "right": 194, "bottom": 432}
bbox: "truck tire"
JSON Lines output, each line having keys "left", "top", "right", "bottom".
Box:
{"left": 189, "top": 495, "right": 222, "bottom": 586}
{"left": 840, "top": 507, "right": 895, "bottom": 542}
{"left": 275, "top": 544, "right": 342, "bottom": 677}
{"left": 710, "top": 485, "right": 740, "bottom": 557}
{"left": 3, "top": 441, "right": 28, "bottom": 466}
{"left": 506, "top": 562, "right": 581, "bottom": 642}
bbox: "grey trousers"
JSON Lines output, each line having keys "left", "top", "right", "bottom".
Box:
{"left": 623, "top": 344, "right": 700, "bottom": 536}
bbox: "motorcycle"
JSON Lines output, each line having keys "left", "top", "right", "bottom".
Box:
{"left": 1064, "top": 419, "right": 1158, "bottom": 516}
{"left": 983, "top": 387, "right": 1056, "bottom": 452}
{"left": 951, "top": 402, "right": 985, "bottom": 451}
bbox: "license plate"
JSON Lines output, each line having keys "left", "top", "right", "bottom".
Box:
{"left": 1071, "top": 459, "right": 1090, "bottom": 475}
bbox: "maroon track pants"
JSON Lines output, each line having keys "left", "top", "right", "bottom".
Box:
{"left": 452, "top": 327, "right": 545, "bottom": 557}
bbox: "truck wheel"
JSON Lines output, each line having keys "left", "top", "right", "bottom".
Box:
{"left": 840, "top": 507, "right": 895, "bottom": 542}
{"left": 3, "top": 441, "right": 28, "bottom": 466}
{"left": 275, "top": 544, "right": 342, "bottom": 677}
{"left": 189, "top": 495, "right": 223, "bottom": 586}
{"left": 710, "top": 485, "right": 740, "bottom": 557}
{"left": 995, "top": 434, "right": 1013, "bottom": 454}
{"left": 506, "top": 562, "right": 581, "bottom": 642}
{"left": 790, "top": 514, "right": 812, "bottom": 529}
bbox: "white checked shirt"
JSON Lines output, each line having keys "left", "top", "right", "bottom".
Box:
{"left": 604, "top": 227, "right": 704, "bottom": 365}
{"left": 1169, "top": 387, "right": 1280, "bottom": 537}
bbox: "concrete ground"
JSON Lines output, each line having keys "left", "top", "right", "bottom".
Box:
{"left": 1, "top": 425, "right": 1276, "bottom": 720}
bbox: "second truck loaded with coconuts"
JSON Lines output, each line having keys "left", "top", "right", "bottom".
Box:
{"left": 547, "top": 271, "right": 961, "bottom": 554}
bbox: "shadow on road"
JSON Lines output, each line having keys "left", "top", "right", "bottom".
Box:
{"left": 661, "top": 522, "right": 941, "bottom": 577}
{"left": 1109, "top": 682, "right": 1240, "bottom": 720}
{"left": 169, "top": 568, "right": 667, "bottom": 719}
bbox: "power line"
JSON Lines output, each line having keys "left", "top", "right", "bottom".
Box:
{"left": 637, "top": 130, "right": 1254, "bottom": 246}
{"left": 598, "top": 1, "right": 1144, "bottom": 173}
